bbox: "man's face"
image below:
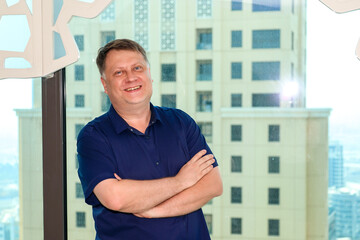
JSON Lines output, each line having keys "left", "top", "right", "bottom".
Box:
{"left": 101, "top": 49, "right": 153, "bottom": 110}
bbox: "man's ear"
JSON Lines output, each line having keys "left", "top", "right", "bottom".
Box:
{"left": 101, "top": 76, "right": 108, "bottom": 94}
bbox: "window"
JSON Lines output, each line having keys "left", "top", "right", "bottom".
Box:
{"left": 75, "top": 183, "right": 84, "bottom": 198}
{"left": 252, "top": 61, "right": 280, "bottom": 80}
{"left": 74, "top": 35, "right": 84, "bottom": 51}
{"left": 231, "top": 125, "right": 242, "bottom": 141}
{"left": 198, "top": 122, "right": 212, "bottom": 143}
{"left": 231, "top": 94, "right": 242, "bottom": 107}
{"left": 101, "top": 92, "right": 111, "bottom": 112}
{"left": 269, "top": 125, "right": 280, "bottom": 142}
{"left": 231, "top": 156, "right": 242, "bottom": 172}
{"left": 252, "top": 93, "right": 280, "bottom": 107}
{"left": 100, "top": 1, "right": 115, "bottom": 21}
{"left": 231, "top": 218, "right": 242, "bottom": 234}
{"left": 161, "top": 64, "right": 176, "bottom": 82}
{"left": 197, "top": 29, "right": 212, "bottom": 50}
{"left": 101, "top": 31, "right": 116, "bottom": 46}
{"left": 161, "top": 0, "right": 176, "bottom": 50}
{"left": 75, "top": 94, "right": 84, "bottom": 108}
{"left": 196, "top": 91, "right": 212, "bottom": 112}
{"left": 268, "top": 219, "right": 280, "bottom": 236}
{"left": 231, "top": 0, "right": 242, "bottom": 11}
{"left": 268, "top": 156, "right": 280, "bottom": 173}
{"left": 268, "top": 188, "right": 280, "bottom": 205}
{"left": 134, "top": 0, "right": 149, "bottom": 50}
{"left": 161, "top": 94, "right": 176, "bottom": 108}
{"left": 75, "top": 153, "right": 79, "bottom": 169}
{"left": 253, "top": 0, "right": 281, "bottom": 12}
{"left": 76, "top": 212, "right": 86, "bottom": 228}
{"left": 231, "top": 30, "right": 242, "bottom": 48}
{"left": 252, "top": 30, "right": 280, "bottom": 49}
{"left": 75, "top": 65, "right": 84, "bottom": 81}
{"left": 75, "top": 124, "right": 85, "bottom": 139}
{"left": 197, "top": 60, "right": 212, "bottom": 81}
{"left": 204, "top": 214, "right": 213, "bottom": 234}
{"left": 231, "top": 187, "right": 242, "bottom": 203}
{"left": 231, "top": 62, "right": 242, "bottom": 79}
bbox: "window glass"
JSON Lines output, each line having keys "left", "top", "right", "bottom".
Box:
{"left": 196, "top": 91, "right": 212, "bottom": 112}
{"left": 231, "top": 218, "right": 242, "bottom": 234}
{"left": 161, "top": 64, "right": 176, "bottom": 82}
{"left": 268, "top": 219, "right": 280, "bottom": 236}
{"left": 268, "top": 156, "right": 280, "bottom": 173}
{"left": 75, "top": 65, "right": 84, "bottom": 81}
{"left": 231, "top": 0, "right": 242, "bottom": 11}
{"left": 198, "top": 122, "right": 213, "bottom": 143}
{"left": 268, "top": 188, "right": 280, "bottom": 205}
{"left": 231, "top": 156, "right": 242, "bottom": 172}
{"left": 197, "top": 0, "right": 212, "bottom": 18}
{"left": 74, "top": 35, "right": 84, "bottom": 51}
{"left": 231, "top": 62, "right": 242, "bottom": 79}
{"left": 231, "top": 30, "right": 242, "bottom": 48}
{"left": 252, "top": 93, "right": 280, "bottom": 107}
{"left": 75, "top": 94, "right": 85, "bottom": 108}
{"left": 197, "top": 29, "right": 212, "bottom": 50}
{"left": 253, "top": 0, "right": 281, "bottom": 12}
{"left": 161, "top": 94, "right": 176, "bottom": 108}
{"left": 252, "top": 61, "right": 280, "bottom": 80}
{"left": 268, "top": 125, "right": 280, "bottom": 142}
{"left": 197, "top": 60, "right": 212, "bottom": 81}
{"left": 76, "top": 212, "right": 86, "bottom": 228}
{"left": 231, "top": 125, "right": 242, "bottom": 141}
{"left": 252, "top": 29, "right": 280, "bottom": 49}
{"left": 231, "top": 93, "right": 242, "bottom": 107}
{"left": 231, "top": 187, "right": 242, "bottom": 203}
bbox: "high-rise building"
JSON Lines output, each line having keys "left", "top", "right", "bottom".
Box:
{"left": 329, "top": 187, "right": 360, "bottom": 239}
{"left": 329, "top": 142, "right": 344, "bottom": 188}
{"left": 16, "top": 1, "right": 330, "bottom": 239}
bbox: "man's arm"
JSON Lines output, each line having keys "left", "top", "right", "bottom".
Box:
{"left": 134, "top": 166, "right": 222, "bottom": 218}
{"left": 93, "top": 150, "right": 215, "bottom": 213}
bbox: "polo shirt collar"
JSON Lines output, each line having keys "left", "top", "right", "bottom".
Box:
{"left": 108, "top": 103, "right": 163, "bottom": 134}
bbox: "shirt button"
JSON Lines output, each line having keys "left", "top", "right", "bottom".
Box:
{"left": 156, "top": 162, "right": 160, "bottom": 165}
{"left": 145, "top": 135, "right": 150, "bottom": 140}
{"left": 130, "top": 128, "right": 133, "bottom": 132}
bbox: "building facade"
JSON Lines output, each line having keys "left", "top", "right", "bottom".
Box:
{"left": 17, "top": 0, "right": 330, "bottom": 239}
{"left": 328, "top": 142, "right": 344, "bottom": 188}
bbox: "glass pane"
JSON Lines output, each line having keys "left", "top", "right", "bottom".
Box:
{"left": 63, "top": 1, "right": 360, "bottom": 239}
{"left": 0, "top": 78, "right": 42, "bottom": 239}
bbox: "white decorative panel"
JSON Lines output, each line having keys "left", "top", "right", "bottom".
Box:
{"left": 197, "top": 0, "right": 212, "bottom": 18}
{"left": 161, "top": 0, "right": 175, "bottom": 50}
{"left": 134, "top": 0, "right": 149, "bottom": 50}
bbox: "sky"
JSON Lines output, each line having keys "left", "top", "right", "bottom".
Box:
{"left": 0, "top": 0, "right": 360, "bottom": 163}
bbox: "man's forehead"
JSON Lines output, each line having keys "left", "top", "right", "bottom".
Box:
{"left": 105, "top": 49, "right": 147, "bottom": 68}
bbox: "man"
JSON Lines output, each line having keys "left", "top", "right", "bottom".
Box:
{"left": 77, "top": 39, "right": 223, "bottom": 240}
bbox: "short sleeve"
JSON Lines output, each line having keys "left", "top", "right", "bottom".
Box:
{"left": 77, "top": 125, "right": 116, "bottom": 206}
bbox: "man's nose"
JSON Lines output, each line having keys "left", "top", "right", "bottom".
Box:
{"left": 126, "top": 70, "right": 137, "bottom": 82}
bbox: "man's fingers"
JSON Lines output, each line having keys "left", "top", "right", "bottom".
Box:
{"left": 114, "top": 173, "right": 122, "bottom": 181}
{"left": 190, "top": 149, "right": 207, "bottom": 162}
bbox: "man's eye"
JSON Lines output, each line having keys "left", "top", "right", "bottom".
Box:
{"left": 115, "top": 71, "right": 123, "bottom": 75}
{"left": 134, "top": 66, "right": 143, "bottom": 71}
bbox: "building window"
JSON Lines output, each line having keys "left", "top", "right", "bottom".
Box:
{"left": 134, "top": 0, "right": 149, "bottom": 50}
{"left": 269, "top": 125, "right": 280, "bottom": 142}
{"left": 204, "top": 214, "right": 212, "bottom": 234}
{"left": 198, "top": 122, "right": 212, "bottom": 143}
{"left": 252, "top": 61, "right": 280, "bottom": 80}
{"left": 231, "top": 218, "right": 242, "bottom": 234}
{"left": 197, "top": 60, "right": 212, "bottom": 81}
{"left": 75, "top": 94, "right": 84, "bottom": 108}
{"left": 100, "top": 31, "right": 116, "bottom": 46}
{"left": 253, "top": 0, "right": 281, "bottom": 12}
{"left": 196, "top": 91, "right": 212, "bottom": 112}
{"left": 197, "top": 29, "right": 212, "bottom": 50}
{"left": 231, "top": 125, "right": 242, "bottom": 141}
{"left": 268, "top": 219, "right": 280, "bottom": 236}
{"left": 101, "top": 92, "right": 111, "bottom": 112}
{"left": 75, "top": 65, "right": 84, "bottom": 81}
{"left": 231, "top": 0, "right": 242, "bottom": 10}
{"left": 161, "top": 94, "right": 176, "bottom": 108}
{"left": 231, "top": 62, "right": 242, "bottom": 79}
{"left": 75, "top": 124, "right": 85, "bottom": 139}
{"left": 231, "top": 94, "right": 242, "bottom": 107}
{"left": 231, "top": 30, "right": 242, "bottom": 47}
{"left": 268, "top": 156, "right": 280, "bottom": 173}
{"left": 76, "top": 183, "right": 84, "bottom": 198}
{"left": 231, "top": 156, "right": 242, "bottom": 172}
{"left": 74, "top": 35, "right": 84, "bottom": 51}
{"left": 76, "top": 212, "right": 86, "bottom": 228}
{"left": 197, "top": 0, "right": 212, "bottom": 17}
{"left": 268, "top": 188, "right": 280, "bottom": 205}
{"left": 161, "top": 64, "right": 176, "bottom": 82}
{"left": 252, "top": 29, "right": 280, "bottom": 49}
{"left": 231, "top": 187, "right": 242, "bottom": 203}
{"left": 161, "top": 0, "right": 176, "bottom": 50}
{"left": 75, "top": 153, "right": 79, "bottom": 169}
{"left": 100, "top": 1, "right": 115, "bottom": 21}
{"left": 252, "top": 93, "right": 280, "bottom": 107}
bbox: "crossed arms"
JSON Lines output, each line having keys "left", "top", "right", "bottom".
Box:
{"left": 93, "top": 149, "right": 223, "bottom": 218}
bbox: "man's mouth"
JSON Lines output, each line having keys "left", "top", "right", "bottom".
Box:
{"left": 124, "top": 86, "right": 141, "bottom": 92}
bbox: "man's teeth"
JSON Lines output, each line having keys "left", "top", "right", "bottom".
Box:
{"left": 125, "top": 86, "right": 141, "bottom": 91}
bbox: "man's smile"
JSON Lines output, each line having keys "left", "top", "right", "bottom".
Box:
{"left": 124, "top": 85, "right": 141, "bottom": 92}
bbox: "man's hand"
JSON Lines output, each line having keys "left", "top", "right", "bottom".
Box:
{"left": 174, "top": 149, "right": 215, "bottom": 190}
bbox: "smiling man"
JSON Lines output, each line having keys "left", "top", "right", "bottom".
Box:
{"left": 77, "top": 39, "right": 223, "bottom": 240}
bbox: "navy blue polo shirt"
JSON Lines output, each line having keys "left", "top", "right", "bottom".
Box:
{"left": 77, "top": 104, "right": 218, "bottom": 240}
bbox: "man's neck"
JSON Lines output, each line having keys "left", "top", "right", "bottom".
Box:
{"left": 113, "top": 103, "right": 151, "bottom": 134}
